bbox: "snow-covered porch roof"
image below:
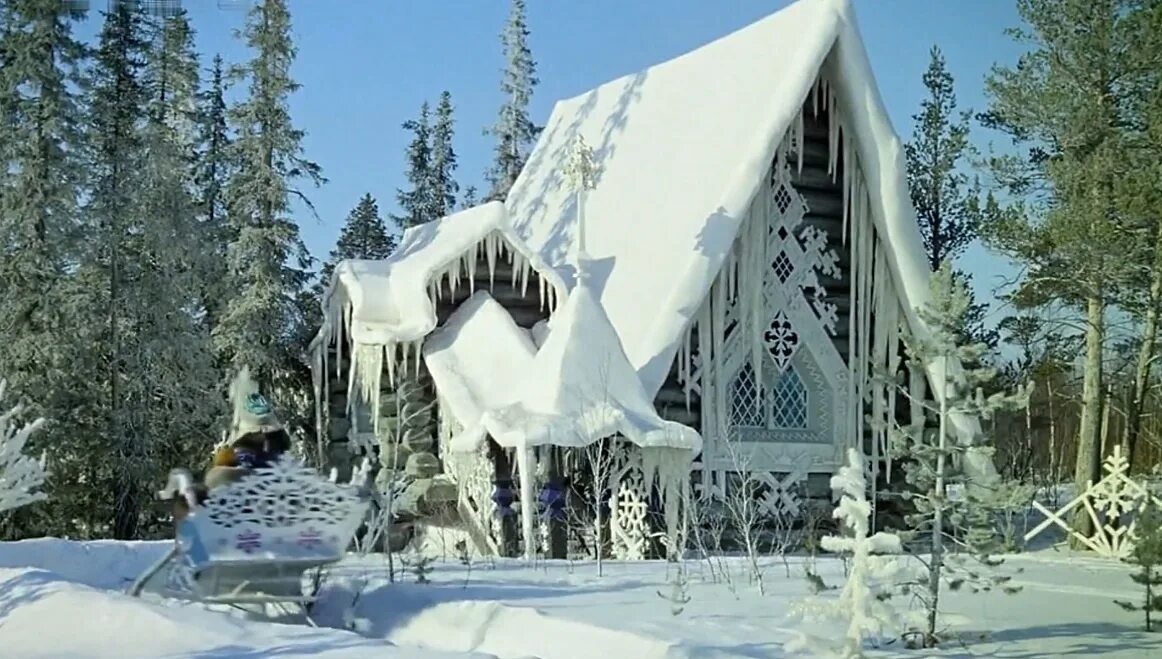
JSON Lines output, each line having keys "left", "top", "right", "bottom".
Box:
{"left": 317, "top": 201, "right": 569, "bottom": 350}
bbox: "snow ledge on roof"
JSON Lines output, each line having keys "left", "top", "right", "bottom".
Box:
{"left": 449, "top": 273, "right": 702, "bottom": 456}
{"left": 319, "top": 201, "right": 569, "bottom": 349}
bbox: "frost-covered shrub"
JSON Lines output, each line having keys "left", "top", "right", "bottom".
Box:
{"left": 786, "top": 448, "right": 909, "bottom": 658}
{"left": 0, "top": 380, "right": 48, "bottom": 514}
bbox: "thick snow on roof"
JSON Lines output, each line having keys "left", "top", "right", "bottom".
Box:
{"left": 504, "top": 0, "right": 841, "bottom": 396}
{"left": 322, "top": 201, "right": 567, "bottom": 347}
{"left": 455, "top": 270, "right": 702, "bottom": 455}
{"left": 423, "top": 291, "right": 537, "bottom": 438}
{"left": 503, "top": 0, "right": 986, "bottom": 451}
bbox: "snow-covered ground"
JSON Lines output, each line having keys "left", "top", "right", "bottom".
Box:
{"left": 1, "top": 538, "right": 1160, "bottom": 658}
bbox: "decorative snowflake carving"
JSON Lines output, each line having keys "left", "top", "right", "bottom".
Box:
{"left": 201, "top": 457, "right": 367, "bottom": 531}
{"left": 762, "top": 311, "right": 800, "bottom": 371}
{"left": 1025, "top": 445, "right": 1162, "bottom": 558}
{"left": 765, "top": 163, "right": 840, "bottom": 336}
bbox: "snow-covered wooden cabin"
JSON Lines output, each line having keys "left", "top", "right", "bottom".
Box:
{"left": 313, "top": 0, "right": 995, "bottom": 559}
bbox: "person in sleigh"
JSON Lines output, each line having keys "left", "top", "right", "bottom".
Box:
{"left": 171, "top": 367, "right": 293, "bottom": 522}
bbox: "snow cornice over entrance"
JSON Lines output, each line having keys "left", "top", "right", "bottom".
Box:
{"left": 502, "top": 0, "right": 987, "bottom": 453}
{"left": 454, "top": 269, "right": 702, "bottom": 456}
{"left": 317, "top": 201, "right": 569, "bottom": 350}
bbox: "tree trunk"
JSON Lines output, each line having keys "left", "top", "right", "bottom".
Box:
{"left": 927, "top": 361, "right": 949, "bottom": 646}
{"left": 1071, "top": 295, "right": 1105, "bottom": 547}
{"left": 1124, "top": 255, "right": 1162, "bottom": 470}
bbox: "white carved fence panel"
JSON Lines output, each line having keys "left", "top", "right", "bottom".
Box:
{"left": 1023, "top": 445, "right": 1162, "bottom": 558}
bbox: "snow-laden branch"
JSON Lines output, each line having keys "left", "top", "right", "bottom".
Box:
{"left": 0, "top": 380, "right": 48, "bottom": 514}
{"left": 785, "top": 448, "right": 910, "bottom": 658}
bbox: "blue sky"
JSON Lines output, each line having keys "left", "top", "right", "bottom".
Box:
{"left": 78, "top": 0, "right": 1027, "bottom": 321}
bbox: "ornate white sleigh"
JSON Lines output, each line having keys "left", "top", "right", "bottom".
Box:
{"left": 128, "top": 457, "right": 372, "bottom": 611}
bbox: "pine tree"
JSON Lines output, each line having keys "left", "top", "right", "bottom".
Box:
{"left": 980, "top": 0, "right": 1144, "bottom": 546}
{"left": 1117, "top": 1, "right": 1162, "bottom": 469}
{"left": 1115, "top": 502, "right": 1162, "bottom": 632}
{"left": 484, "top": 0, "right": 539, "bottom": 202}
{"left": 217, "top": 0, "right": 324, "bottom": 391}
{"left": 394, "top": 102, "right": 439, "bottom": 230}
{"left": 193, "top": 54, "right": 233, "bottom": 331}
{"left": 905, "top": 46, "right": 996, "bottom": 353}
{"left": 431, "top": 90, "right": 459, "bottom": 219}
{"left": 874, "top": 262, "right": 1029, "bottom": 647}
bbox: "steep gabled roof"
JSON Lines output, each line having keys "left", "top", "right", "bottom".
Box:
{"left": 502, "top": 0, "right": 985, "bottom": 450}
{"left": 504, "top": 0, "right": 844, "bottom": 395}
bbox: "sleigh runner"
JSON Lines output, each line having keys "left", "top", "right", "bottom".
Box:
{"left": 129, "top": 457, "right": 372, "bottom": 607}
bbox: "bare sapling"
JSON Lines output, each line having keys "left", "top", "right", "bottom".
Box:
{"left": 719, "top": 432, "right": 768, "bottom": 594}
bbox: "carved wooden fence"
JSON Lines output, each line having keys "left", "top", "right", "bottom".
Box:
{"left": 1023, "top": 445, "right": 1162, "bottom": 558}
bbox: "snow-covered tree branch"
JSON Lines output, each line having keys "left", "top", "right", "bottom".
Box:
{"left": 786, "top": 448, "right": 910, "bottom": 658}
{"left": 0, "top": 381, "right": 48, "bottom": 515}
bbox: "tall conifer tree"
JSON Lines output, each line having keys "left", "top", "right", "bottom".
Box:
{"left": 194, "top": 54, "right": 233, "bottom": 331}
{"left": 431, "top": 91, "right": 459, "bottom": 220}
{"left": 905, "top": 46, "right": 996, "bottom": 351}
{"left": 394, "top": 102, "right": 437, "bottom": 230}
{"left": 79, "top": 0, "right": 150, "bottom": 539}
{"left": 217, "top": 0, "right": 323, "bottom": 392}
{"left": 485, "top": 0, "right": 539, "bottom": 201}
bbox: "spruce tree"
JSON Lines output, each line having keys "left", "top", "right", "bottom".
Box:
{"left": 217, "top": 0, "right": 324, "bottom": 391}
{"left": 394, "top": 101, "right": 438, "bottom": 230}
{"left": 329, "top": 195, "right": 394, "bottom": 265}
{"left": 905, "top": 46, "right": 996, "bottom": 352}
{"left": 137, "top": 9, "right": 222, "bottom": 477}
{"left": 193, "top": 54, "right": 233, "bottom": 331}
{"left": 485, "top": 0, "right": 539, "bottom": 202}
{"left": 431, "top": 90, "right": 459, "bottom": 220}
{"left": 980, "top": 0, "right": 1144, "bottom": 545}
{"left": 0, "top": 0, "right": 87, "bottom": 537}
{"left": 78, "top": 0, "right": 151, "bottom": 539}
{"left": 0, "top": 0, "right": 87, "bottom": 399}
{"left": 460, "top": 185, "right": 479, "bottom": 210}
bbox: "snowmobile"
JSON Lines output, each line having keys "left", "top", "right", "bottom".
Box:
{"left": 127, "top": 456, "right": 373, "bottom": 615}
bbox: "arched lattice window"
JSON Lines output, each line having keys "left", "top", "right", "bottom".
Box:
{"left": 729, "top": 362, "right": 763, "bottom": 428}
{"left": 727, "top": 361, "right": 810, "bottom": 433}
{"left": 770, "top": 366, "right": 808, "bottom": 429}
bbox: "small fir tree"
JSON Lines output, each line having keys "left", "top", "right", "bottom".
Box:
{"left": 1115, "top": 502, "right": 1162, "bottom": 632}
{"left": 786, "top": 448, "right": 910, "bottom": 658}
{"left": 322, "top": 193, "right": 395, "bottom": 284}
{"left": 0, "top": 379, "right": 48, "bottom": 515}
{"left": 875, "top": 261, "right": 1029, "bottom": 648}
